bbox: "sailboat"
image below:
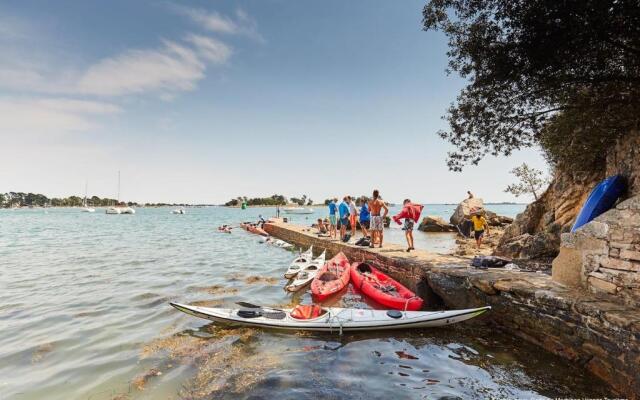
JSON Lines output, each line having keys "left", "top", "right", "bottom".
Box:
{"left": 105, "top": 171, "right": 135, "bottom": 215}
{"left": 80, "top": 181, "right": 95, "bottom": 213}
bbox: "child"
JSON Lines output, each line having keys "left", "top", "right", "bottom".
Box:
{"left": 470, "top": 210, "right": 490, "bottom": 248}
{"left": 392, "top": 199, "right": 424, "bottom": 252}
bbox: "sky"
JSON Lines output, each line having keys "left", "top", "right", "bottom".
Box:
{"left": 0, "top": 0, "right": 548, "bottom": 204}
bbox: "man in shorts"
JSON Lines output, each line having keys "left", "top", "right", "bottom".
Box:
{"left": 359, "top": 196, "right": 370, "bottom": 238}
{"left": 327, "top": 198, "right": 338, "bottom": 238}
{"left": 367, "top": 189, "right": 388, "bottom": 248}
{"left": 347, "top": 196, "right": 359, "bottom": 238}
{"left": 338, "top": 196, "right": 351, "bottom": 241}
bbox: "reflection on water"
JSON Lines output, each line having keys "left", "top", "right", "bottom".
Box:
{"left": 0, "top": 206, "right": 610, "bottom": 399}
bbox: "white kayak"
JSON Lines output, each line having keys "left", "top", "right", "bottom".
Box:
{"left": 284, "top": 246, "right": 313, "bottom": 278}
{"left": 170, "top": 302, "right": 491, "bottom": 333}
{"left": 285, "top": 250, "right": 326, "bottom": 292}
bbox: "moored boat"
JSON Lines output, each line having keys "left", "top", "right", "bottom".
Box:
{"left": 311, "top": 252, "right": 350, "bottom": 301}
{"left": 350, "top": 263, "right": 423, "bottom": 311}
{"left": 169, "top": 302, "right": 491, "bottom": 332}
{"left": 282, "top": 207, "right": 314, "bottom": 214}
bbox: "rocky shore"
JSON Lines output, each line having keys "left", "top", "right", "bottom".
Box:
{"left": 263, "top": 219, "right": 640, "bottom": 398}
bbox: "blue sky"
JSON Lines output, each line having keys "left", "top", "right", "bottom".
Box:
{"left": 0, "top": 0, "right": 548, "bottom": 204}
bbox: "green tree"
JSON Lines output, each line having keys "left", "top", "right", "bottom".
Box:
{"left": 422, "top": 0, "right": 640, "bottom": 171}
{"left": 504, "top": 163, "right": 548, "bottom": 201}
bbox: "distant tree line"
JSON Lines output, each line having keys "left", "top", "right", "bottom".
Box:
{"left": 0, "top": 192, "right": 136, "bottom": 208}
{"left": 224, "top": 194, "right": 314, "bottom": 207}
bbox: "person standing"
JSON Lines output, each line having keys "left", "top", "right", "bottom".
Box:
{"left": 338, "top": 197, "right": 351, "bottom": 241}
{"left": 359, "top": 196, "right": 370, "bottom": 238}
{"left": 392, "top": 199, "right": 424, "bottom": 252}
{"left": 367, "top": 190, "right": 388, "bottom": 248}
{"left": 347, "top": 196, "right": 359, "bottom": 237}
{"left": 471, "top": 210, "right": 490, "bottom": 248}
{"left": 328, "top": 198, "right": 338, "bottom": 238}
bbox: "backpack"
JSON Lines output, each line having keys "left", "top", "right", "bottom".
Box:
{"left": 342, "top": 233, "right": 351, "bottom": 243}
{"left": 355, "top": 237, "right": 371, "bottom": 247}
{"left": 471, "top": 256, "right": 510, "bottom": 269}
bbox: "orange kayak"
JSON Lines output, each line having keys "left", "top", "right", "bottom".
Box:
{"left": 311, "top": 252, "right": 350, "bottom": 301}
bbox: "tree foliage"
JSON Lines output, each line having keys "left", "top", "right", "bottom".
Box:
{"left": 423, "top": 0, "right": 640, "bottom": 171}
{"left": 1, "top": 192, "right": 126, "bottom": 207}
{"left": 504, "top": 163, "right": 547, "bottom": 200}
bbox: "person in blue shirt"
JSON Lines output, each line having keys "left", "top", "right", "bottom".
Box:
{"left": 327, "top": 197, "right": 338, "bottom": 238}
{"left": 338, "top": 197, "right": 350, "bottom": 240}
{"left": 359, "top": 196, "right": 370, "bottom": 238}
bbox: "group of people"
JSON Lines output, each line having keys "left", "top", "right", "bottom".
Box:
{"left": 321, "top": 190, "right": 425, "bottom": 252}
{"left": 318, "top": 189, "right": 491, "bottom": 251}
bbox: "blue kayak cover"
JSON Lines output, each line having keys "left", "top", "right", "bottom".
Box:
{"left": 571, "top": 175, "right": 626, "bottom": 232}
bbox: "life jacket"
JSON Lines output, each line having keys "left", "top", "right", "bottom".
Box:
{"left": 290, "top": 304, "right": 323, "bottom": 320}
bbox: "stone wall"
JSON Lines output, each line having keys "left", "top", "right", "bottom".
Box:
{"left": 556, "top": 195, "right": 640, "bottom": 307}
{"left": 264, "top": 220, "right": 640, "bottom": 398}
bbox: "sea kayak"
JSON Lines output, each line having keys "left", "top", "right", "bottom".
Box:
{"left": 285, "top": 250, "right": 326, "bottom": 292}
{"left": 311, "top": 252, "right": 350, "bottom": 301}
{"left": 351, "top": 263, "right": 423, "bottom": 311}
{"left": 284, "top": 246, "right": 313, "bottom": 278}
{"left": 170, "top": 302, "right": 491, "bottom": 332}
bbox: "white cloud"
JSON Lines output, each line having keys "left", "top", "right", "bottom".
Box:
{"left": 184, "top": 9, "right": 239, "bottom": 35}
{"left": 0, "top": 97, "right": 121, "bottom": 137}
{"left": 185, "top": 34, "right": 232, "bottom": 64}
{"left": 177, "top": 6, "right": 263, "bottom": 42}
{"left": 76, "top": 40, "right": 206, "bottom": 96}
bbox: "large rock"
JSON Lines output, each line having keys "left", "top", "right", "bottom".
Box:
{"left": 418, "top": 216, "right": 457, "bottom": 232}
{"left": 497, "top": 130, "right": 640, "bottom": 260}
{"left": 450, "top": 198, "right": 485, "bottom": 225}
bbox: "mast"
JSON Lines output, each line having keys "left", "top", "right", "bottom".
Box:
{"left": 117, "top": 170, "right": 121, "bottom": 205}
{"left": 83, "top": 180, "right": 88, "bottom": 207}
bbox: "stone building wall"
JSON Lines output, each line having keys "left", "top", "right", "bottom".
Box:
{"left": 558, "top": 196, "right": 640, "bottom": 307}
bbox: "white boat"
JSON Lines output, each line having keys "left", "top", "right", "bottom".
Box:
{"left": 80, "top": 180, "right": 95, "bottom": 212}
{"left": 169, "top": 302, "right": 491, "bottom": 333}
{"left": 285, "top": 250, "right": 326, "bottom": 292}
{"left": 105, "top": 171, "right": 135, "bottom": 215}
{"left": 284, "top": 246, "right": 313, "bottom": 278}
{"left": 282, "top": 207, "right": 314, "bottom": 214}
{"left": 171, "top": 208, "right": 185, "bottom": 214}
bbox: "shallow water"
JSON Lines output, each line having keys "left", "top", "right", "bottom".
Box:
{"left": 0, "top": 206, "right": 612, "bottom": 399}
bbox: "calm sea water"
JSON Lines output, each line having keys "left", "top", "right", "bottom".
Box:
{"left": 0, "top": 206, "right": 611, "bottom": 399}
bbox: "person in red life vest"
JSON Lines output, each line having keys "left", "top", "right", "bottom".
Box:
{"left": 392, "top": 199, "right": 424, "bottom": 252}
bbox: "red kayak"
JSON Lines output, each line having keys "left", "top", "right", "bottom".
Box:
{"left": 350, "top": 263, "right": 423, "bottom": 311}
{"left": 311, "top": 252, "right": 350, "bottom": 301}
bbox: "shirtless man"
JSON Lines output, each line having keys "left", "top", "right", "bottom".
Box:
{"left": 368, "top": 189, "right": 389, "bottom": 248}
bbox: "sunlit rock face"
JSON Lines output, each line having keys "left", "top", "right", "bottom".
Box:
{"left": 497, "top": 130, "right": 640, "bottom": 260}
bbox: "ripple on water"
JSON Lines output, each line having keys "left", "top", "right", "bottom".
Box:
{"left": 0, "top": 207, "right": 613, "bottom": 400}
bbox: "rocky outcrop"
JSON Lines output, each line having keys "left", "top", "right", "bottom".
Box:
{"left": 495, "top": 169, "right": 601, "bottom": 259}
{"left": 497, "top": 130, "right": 640, "bottom": 260}
{"left": 418, "top": 215, "right": 457, "bottom": 232}
{"left": 450, "top": 197, "right": 484, "bottom": 225}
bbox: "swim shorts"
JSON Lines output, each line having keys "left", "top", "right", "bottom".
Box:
{"left": 370, "top": 215, "right": 384, "bottom": 231}
{"left": 349, "top": 215, "right": 356, "bottom": 229}
{"left": 329, "top": 215, "right": 337, "bottom": 225}
{"left": 402, "top": 219, "right": 414, "bottom": 231}
{"left": 474, "top": 229, "right": 485, "bottom": 240}
{"left": 360, "top": 219, "right": 370, "bottom": 229}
